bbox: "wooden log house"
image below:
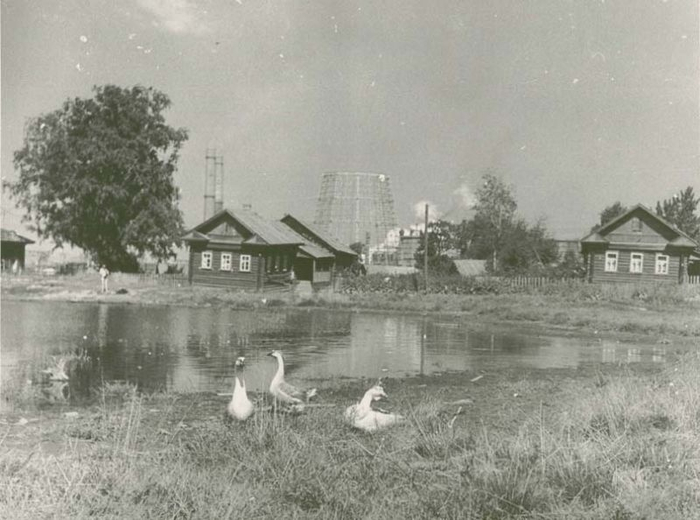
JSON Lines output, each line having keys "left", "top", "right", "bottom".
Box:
{"left": 182, "top": 208, "right": 303, "bottom": 291}
{"left": 580, "top": 204, "right": 700, "bottom": 284}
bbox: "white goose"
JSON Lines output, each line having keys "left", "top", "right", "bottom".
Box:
{"left": 267, "top": 350, "right": 317, "bottom": 406}
{"left": 345, "top": 382, "right": 404, "bottom": 432}
{"left": 227, "top": 376, "right": 254, "bottom": 421}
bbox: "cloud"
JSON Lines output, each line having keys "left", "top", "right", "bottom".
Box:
{"left": 136, "top": 0, "right": 210, "bottom": 35}
{"left": 453, "top": 182, "right": 476, "bottom": 209}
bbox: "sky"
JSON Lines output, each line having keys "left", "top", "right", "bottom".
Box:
{"left": 2, "top": 0, "right": 698, "bottom": 246}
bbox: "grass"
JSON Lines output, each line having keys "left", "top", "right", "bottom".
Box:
{"left": 2, "top": 356, "right": 700, "bottom": 519}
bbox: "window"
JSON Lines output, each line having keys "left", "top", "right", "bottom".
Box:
{"left": 239, "top": 254, "right": 251, "bottom": 272}
{"left": 221, "top": 253, "right": 232, "bottom": 271}
{"left": 630, "top": 252, "right": 644, "bottom": 273}
{"left": 655, "top": 254, "right": 669, "bottom": 275}
{"left": 604, "top": 251, "right": 618, "bottom": 272}
{"left": 631, "top": 217, "right": 642, "bottom": 233}
{"left": 201, "top": 251, "right": 213, "bottom": 269}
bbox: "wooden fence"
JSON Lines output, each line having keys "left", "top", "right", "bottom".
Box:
{"left": 684, "top": 275, "right": 700, "bottom": 285}
{"left": 111, "top": 272, "right": 189, "bottom": 287}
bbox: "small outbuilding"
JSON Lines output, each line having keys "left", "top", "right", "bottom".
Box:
{"left": 580, "top": 204, "right": 699, "bottom": 284}
{"left": 182, "top": 208, "right": 303, "bottom": 291}
{"left": 1, "top": 228, "right": 34, "bottom": 272}
{"left": 279, "top": 214, "right": 357, "bottom": 286}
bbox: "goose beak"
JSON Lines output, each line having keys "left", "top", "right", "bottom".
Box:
{"left": 267, "top": 351, "right": 275, "bottom": 357}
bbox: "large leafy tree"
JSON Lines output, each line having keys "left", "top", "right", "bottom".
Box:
{"left": 597, "top": 201, "right": 627, "bottom": 228}
{"left": 7, "top": 85, "right": 188, "bottom": 271}
{"left": 655, "top": 186, "right": 699, "bottom": 240}
{"left": 464, "top": 172, "right": 517, "bottom": 268}
{"left": 414, "top": 219, "right": 459, "bottom": 274}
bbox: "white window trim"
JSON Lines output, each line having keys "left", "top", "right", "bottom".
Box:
{"left": 629, "top": 252, "right": 644, "bottom": 274}
{"left": 239, "top": 254, "right": 251, "bottom": 273}
{"left": 604, "top": 251, "right": 618, "bottom": 272}
{"left": 201, "top": 251, "right": 213, "bottom": 270}
{"left": 655, "top": 254, "right": 669, "bottom": 275}
{"left": 220, "top": 253, "right": 232, "bottom": 272}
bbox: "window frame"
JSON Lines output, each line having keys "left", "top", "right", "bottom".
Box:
{"left": 629, "top": 252, "right": 644, "bottom": 274}
{"left": 604, "top": 251, "right": 618, "bottom": 273}
{"left": 220, "top": 252, "right": 232, "bottom": 272}
{"left": 655, "top": 253, "right": 669, "bottom": 275}
{"left": 239, "top": 254, "right": 252, "bottom": 273}
{"left": 200, "top": 251, "right": 213, "bottom": 270}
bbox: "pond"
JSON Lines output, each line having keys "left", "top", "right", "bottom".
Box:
{"left": 0, "top": 300, "right": 684, "bottom": 407}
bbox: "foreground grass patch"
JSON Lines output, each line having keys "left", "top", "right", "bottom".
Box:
{"left": 2, "top": 356, "right": 700, "bottom": 519}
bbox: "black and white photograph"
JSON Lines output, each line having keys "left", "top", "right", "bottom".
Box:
{"left": 1, "top": 0, "right": 699, "bottom": 517}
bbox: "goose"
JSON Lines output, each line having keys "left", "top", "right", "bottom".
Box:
{"left": 42, "top": 358, "right": 69, "bottom": 382}
{"left": 227, "top": 376, "right": 254, "bottom": 421}
{"left": 344, "top": 382, "right": 404, "bottom": 432}
{"left": 267, "top": 350, "right": 317, "bottom": 405}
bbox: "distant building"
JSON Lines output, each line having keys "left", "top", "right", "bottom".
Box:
{"left": 580, "top": 204, "right": 699, "bottom": 284}
{"left": 182, "top": 208, "right": 303, "bottom": 291}
{"left": 396, "top": 232, "right": 421, "bottom": 267}
{"left": 1, "top": 229, "right": 34, "bottom": 272}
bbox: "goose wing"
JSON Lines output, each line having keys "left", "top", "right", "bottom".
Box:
{"left": 274, "top": 381, "right": 304, "bottom": 404}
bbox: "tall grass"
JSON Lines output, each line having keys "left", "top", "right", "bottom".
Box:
{"left": 2, "top": 355, "right": 700, "bottom": 518}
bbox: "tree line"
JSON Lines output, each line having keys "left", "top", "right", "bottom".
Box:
{"left": 415, "top": 174, "right": 699, "bottom": 277}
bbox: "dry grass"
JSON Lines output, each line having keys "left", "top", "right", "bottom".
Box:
{"left": 2, "top": 356, "right": 700, "bottom": 519}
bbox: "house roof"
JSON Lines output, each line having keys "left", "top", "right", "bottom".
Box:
{"left": 279, "top": 224, "right": 335, "bottom": 259}
{"left": 184, "top": 208, "right": 303, "bottom": 246}
{"left": 280, "top": 214, "right": 357, "bottom": 256}
{"left": 580, "top": 204, "right": 700, "bottom": 248}
{"left": 0, "top": 228, "right": 34, "bottom": 244}
{"left": 453, "top": 259, "right": 487, "bottom": 277}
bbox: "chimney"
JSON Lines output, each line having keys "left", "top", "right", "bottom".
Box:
{"left": 203, "top": 148, "right": 217, "bottom": 219}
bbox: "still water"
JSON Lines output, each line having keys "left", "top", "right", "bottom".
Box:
{"left": 0, "top": 301, "right": 686, "bottom": 404}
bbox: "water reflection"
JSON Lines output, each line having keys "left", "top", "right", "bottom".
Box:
{"left": 0, "top": 301, "right": 690, "bottom": 407}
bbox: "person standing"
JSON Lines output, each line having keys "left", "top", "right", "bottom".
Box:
{"left": 99, "top": 265, "right": 110, "bottom": 293}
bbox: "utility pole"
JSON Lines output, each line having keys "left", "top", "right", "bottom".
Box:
{"left": 424, "top": 203, "right": 429, "bottom": 290}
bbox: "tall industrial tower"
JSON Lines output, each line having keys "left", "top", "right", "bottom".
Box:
{"left": 203, "top": 149, "right": 224, "bottom": 219}
{"left": 314, "top": 172, "right": 398, "bottom": 247}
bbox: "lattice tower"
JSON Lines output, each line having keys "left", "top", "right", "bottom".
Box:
{"left": 314, "top": 172, "right": 398, "bottom": 247}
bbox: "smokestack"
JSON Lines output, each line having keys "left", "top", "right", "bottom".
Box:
{"left": 214, "top": 155, "right": 224, "bottom": 213}
{"left": 204, "top": 148, "right": 217, "bottom": 219}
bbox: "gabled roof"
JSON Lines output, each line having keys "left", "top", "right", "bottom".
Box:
{"left": 183, "top": 208, "right": 303, "bottom": 246}
{"left": 280, "top": 214, "right": 356, "bottom": 256}
{"left": 280, "top": 225, "right": 335, "bottom": 259}
{"left": 0, "top": 229, "right": 34, "bottom": 244}
{"left": 580, "top": 204, "right": 700, "bottom": 248}
{"left": 453, "top": 259, "right": 487, "bottom": 277}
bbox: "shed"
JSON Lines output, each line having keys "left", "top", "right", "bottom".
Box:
{"left": 580, "top": 204, "right": 700, "bottom": 284}
{"left": 182, "top": 208, "right": 303, "bottom": 291}
{"left": 452, "top": 259, "right": 487, "bottom": 277}
{"left": 1, "top": 228, "right": 34, "bottom": 272}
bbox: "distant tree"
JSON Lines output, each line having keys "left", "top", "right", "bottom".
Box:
{"left": 6, "top": 85, "right": 188, "bottom": 272}
{"left": 655, "top": 186, "right": 700, "bottom": 240}
{"left": 414, "top": 219, "right": 458, "bottom": 275}
{"left": 497, "top": 219, "right": 558, "bottom": 274}
{"left": 592, "top": 201, "right": 627, "bottom": 232}
{"left": 462, "top": 173, "right": 517, "bottom": 268}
